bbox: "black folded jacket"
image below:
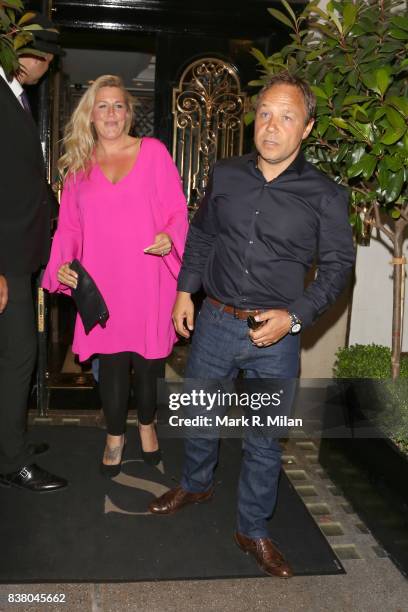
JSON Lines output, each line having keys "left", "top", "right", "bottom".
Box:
{"left": 70, "top": 259, "right": 109, "bottom": 335}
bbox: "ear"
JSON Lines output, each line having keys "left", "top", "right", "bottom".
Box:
{"left": 302, "top": 118, "right": 314, "bottom": 140}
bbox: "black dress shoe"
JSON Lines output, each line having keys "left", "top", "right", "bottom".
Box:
{"left": 27, "top": 442, "right": 49, "bottom": 456}
{"left": 0, "top": 464, "right": 68, "bottom": 492}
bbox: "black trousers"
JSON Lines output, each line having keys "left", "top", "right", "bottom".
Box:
{"left": 0, "top": 275, "right": 37, "bottom": 473}
{"left": 98, "top": 352, "right": 166, "bottom": 435}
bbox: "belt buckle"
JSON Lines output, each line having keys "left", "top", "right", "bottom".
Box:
{"left": 233, "top": 307, "right": 240, "bottom": 319}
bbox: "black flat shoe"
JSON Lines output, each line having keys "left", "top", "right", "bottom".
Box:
{"left": 0, "top": 463, "right": 68, "bottom": 492}
{"left": 100, "top": 437, "right": 126, "bottom": 479}
{"left": 141, "top": 448, "right": 162, "bottom": 466}
{"left": 99, "top": 462, "right": 122, "bottom": 478}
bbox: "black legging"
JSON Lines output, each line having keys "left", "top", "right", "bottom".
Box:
{"left": 98, "top": 352, "right": 166, "bottom": 435}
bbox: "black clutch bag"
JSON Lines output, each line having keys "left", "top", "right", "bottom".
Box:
{"left": 70, "top": 259, "right": 109, "bottom": 335}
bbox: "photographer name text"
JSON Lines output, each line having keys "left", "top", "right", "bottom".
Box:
{"left": 168, "top": 415, "right": 302, "bottom": 427}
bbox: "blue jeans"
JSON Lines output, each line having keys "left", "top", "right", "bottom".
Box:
{"left": 180, "top": 298, "right": 300, "bottom": 538}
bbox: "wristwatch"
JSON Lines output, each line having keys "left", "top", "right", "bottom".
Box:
{"left": 288, "top": 312, "right": 302, "bottom": 335}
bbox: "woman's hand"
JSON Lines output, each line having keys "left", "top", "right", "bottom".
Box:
{"left": 144, "top": 232, "right": 172, "bottom": 257}
{"left": 57, "top": 262, "right": 78, "bottom": 289}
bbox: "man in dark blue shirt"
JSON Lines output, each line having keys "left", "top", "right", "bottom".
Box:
{"left": 149, "top": 72, "right": 355, "bottom": 577}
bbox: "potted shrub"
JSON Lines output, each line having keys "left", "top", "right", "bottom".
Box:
{"left": 319, "top": 343, "right": 408, "bottom": 575}
{"left": 333, "top": 344, "right": 408, "bottom": 453}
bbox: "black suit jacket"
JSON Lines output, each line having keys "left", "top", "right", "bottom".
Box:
{"left": 0, "top": 77, "right": 51, "bottom": 275}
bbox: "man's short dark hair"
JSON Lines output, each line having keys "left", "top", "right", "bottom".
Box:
{"left": 256, "top": 71, "right": 316, "bottom": 124}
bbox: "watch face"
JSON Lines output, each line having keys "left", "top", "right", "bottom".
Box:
{"left": 291, "top": 322, "right": 301, "bottom": 334}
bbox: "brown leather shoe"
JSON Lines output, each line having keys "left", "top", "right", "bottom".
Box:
{"left": 148, "top": 485, "right": 214, "bottom": 515}
{"left": 234, "top": 532, "right": 293, "bottom": 578}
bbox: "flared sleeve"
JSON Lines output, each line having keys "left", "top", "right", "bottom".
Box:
{"left": 41, "top": 174, "right": 83, "bottom": 294}
{"left": 153, "top": 141, "right": 188, "bottom": 279}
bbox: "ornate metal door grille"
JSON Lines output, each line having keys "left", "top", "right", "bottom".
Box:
{"left": 172, "top": 57, "right": 247, "bottom": 214}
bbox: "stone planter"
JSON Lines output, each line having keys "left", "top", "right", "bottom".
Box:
{"left": 319, "top": 381, "right": 408, "bottom": 576}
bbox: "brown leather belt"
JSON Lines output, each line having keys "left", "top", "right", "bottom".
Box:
{"left": 207, "top": 297, "right": 265, "bottom": 321}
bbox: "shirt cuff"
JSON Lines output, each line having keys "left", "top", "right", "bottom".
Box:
{"left": 177, "top": 270, "right": 202, "bottom": 294}
{"left": 287, "top": 298, "right": 316, "bottom": 329}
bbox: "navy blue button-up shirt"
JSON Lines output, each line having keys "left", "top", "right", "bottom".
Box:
{"left": 177, "top": 151, "right": 355, "bottom": 328}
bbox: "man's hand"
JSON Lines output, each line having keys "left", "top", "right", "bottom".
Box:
{"left": 144, "top": 232, "right": 172, "bottom": 257}
{"left": 249, "top": 309, "right": 292, "bottom": 347}
{"left": 57, "top": 262, "right": 78, "bottom": 289}
{"left": 172, "top": 291, "right": 194, "bottom": 338}
{"left": 0, "top": 275, "right": 8, "bottom": 313}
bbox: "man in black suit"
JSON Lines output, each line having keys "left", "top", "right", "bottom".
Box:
{"left": 0, "top": 13, "right": 67, "bottom": 492}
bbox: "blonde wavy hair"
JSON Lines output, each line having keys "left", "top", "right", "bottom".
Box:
{"left": 58, "top": 75, "right": 134, "bottom": 178}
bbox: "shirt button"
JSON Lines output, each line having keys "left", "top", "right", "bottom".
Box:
{"left": 242, "top": 298, "right": 247, "bottom": 302}
{"left": 245, "top": 269, "right": 249, "bottom": 274}
{"left": 249, "top": 240, "right": 254, "bottom": 245}
{"left": 255, "top": 210, "right": 260, "bottom": 215}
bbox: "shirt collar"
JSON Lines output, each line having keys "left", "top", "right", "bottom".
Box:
{"left": 248, "top": 149, "right": 307, "bottom": 177}
{"left": 0, "top": 65, "right": 24, "bottom": 100}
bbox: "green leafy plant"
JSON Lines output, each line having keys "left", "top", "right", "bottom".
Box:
{"left": 333, "top": 343, "right": 408, "bottom": 378}
{"left": 250, "top": 0, "right": 408, "bottom": 378}
{"left": 333, "top": 343, "right": 408, "bottom": 453}
{"left": 0, "top": 2, "right": 45, "bottom": 78}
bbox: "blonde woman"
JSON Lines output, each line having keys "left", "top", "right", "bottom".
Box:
{"left": 42, "top": 75, "right": 188, "bottom": 476}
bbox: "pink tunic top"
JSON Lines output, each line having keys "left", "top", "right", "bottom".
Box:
{"left": 42, "top": 137, "right": 188, "bottom": 361}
